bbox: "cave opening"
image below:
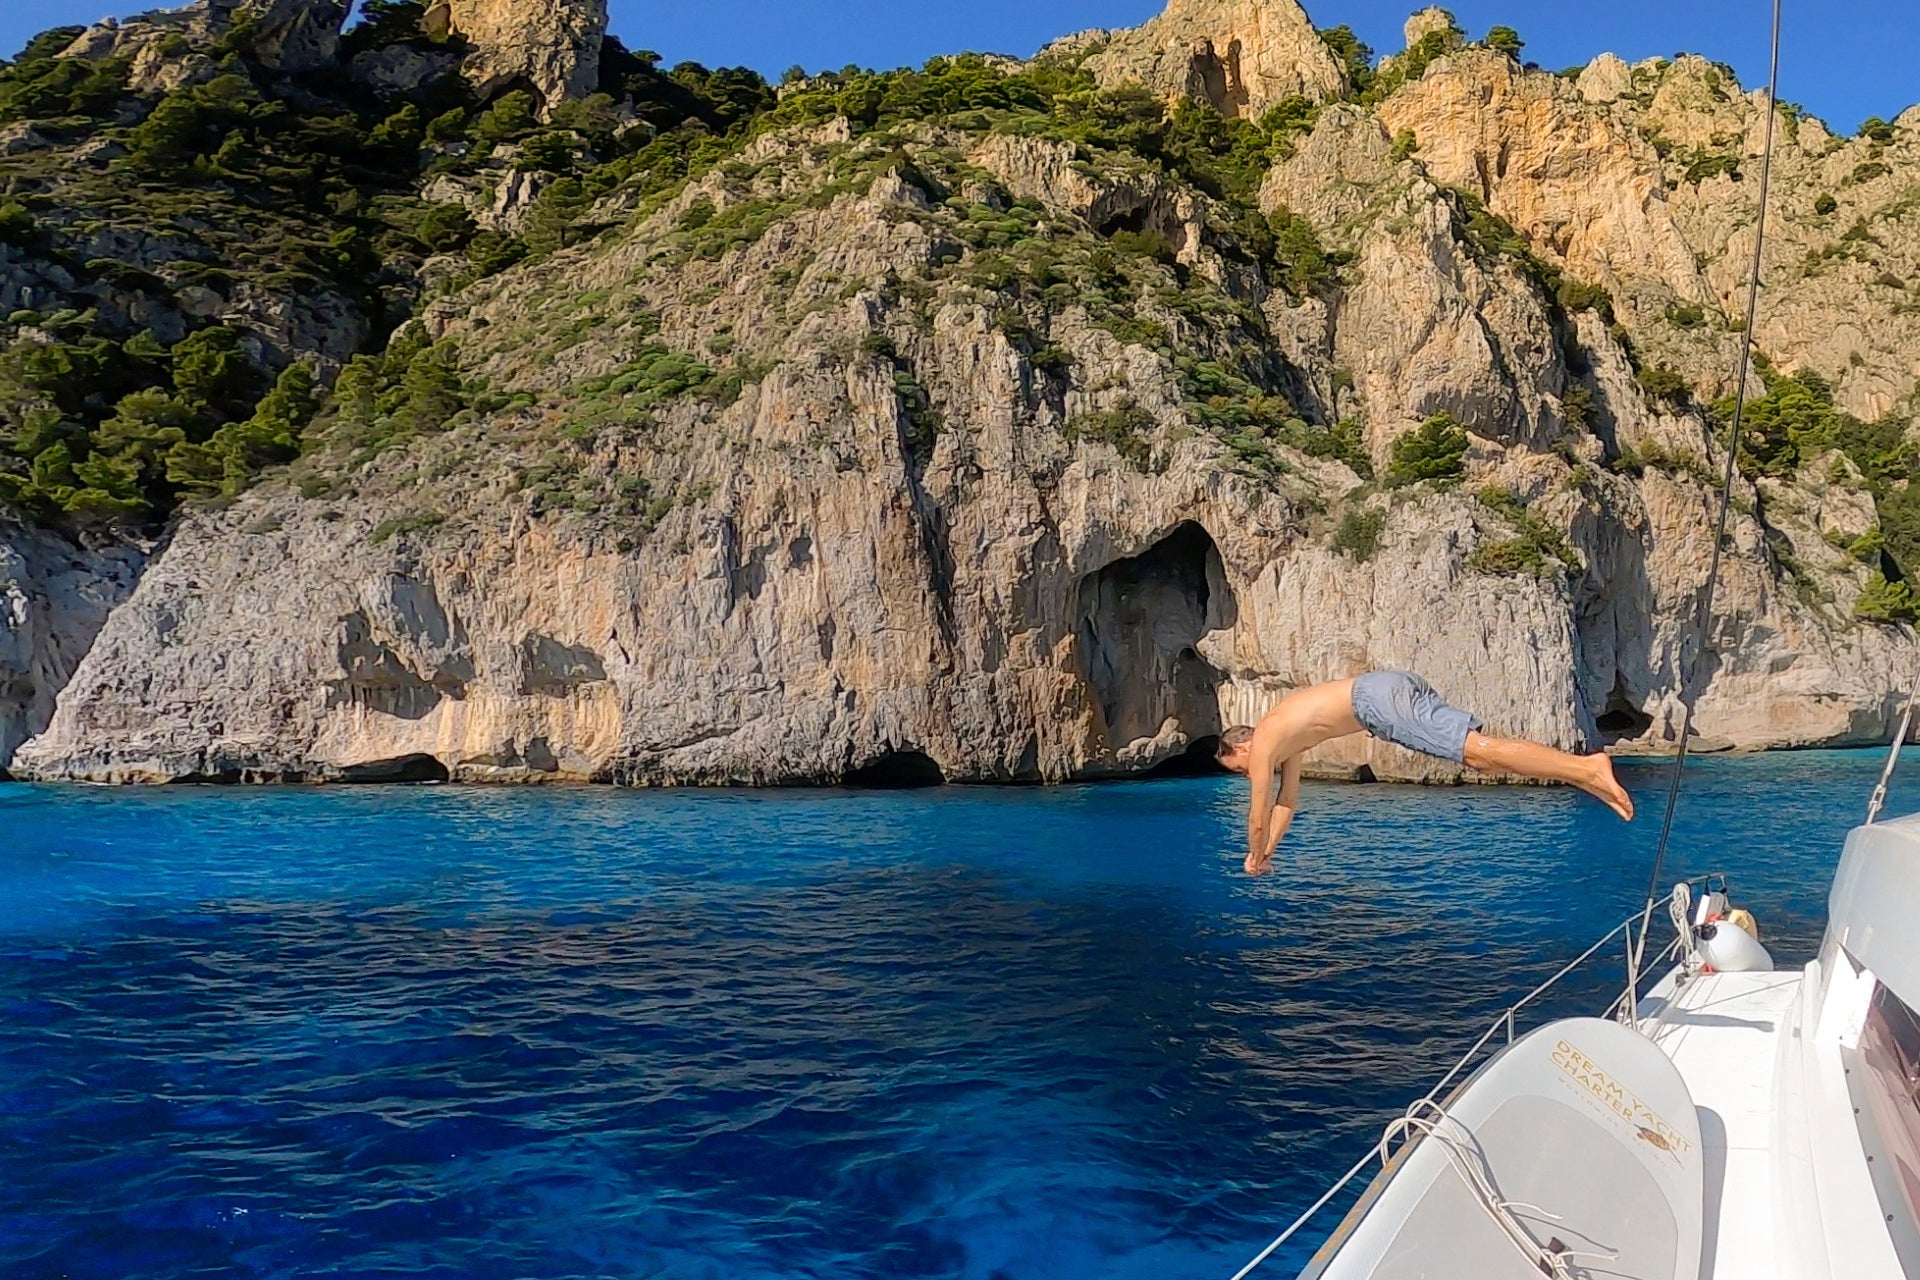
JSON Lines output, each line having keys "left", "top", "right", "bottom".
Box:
{"left": 338, "top": 754, "right": 452, "bottom": 784}
{"left": 1094, "top": 206, "right": 1150, "bottom": 239}
{"left": 1076, "top": 522, "right": 1235, "bottom": 772}
{"left": 1594, "top": 678, "right": 1655, "bottom": 742}
{"left": 1140, "top": 734, "right": 1229, "bottom": 778}
{"left": 845, "top": 749, "right": 947, "bottom": 789}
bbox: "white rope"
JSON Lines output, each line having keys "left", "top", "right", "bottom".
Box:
{"left": 1669, "top": 882, "right": 1695, "bottom": 967}
{"left": 1378, "top": 1099, "right": 1619, "bottom": 1280}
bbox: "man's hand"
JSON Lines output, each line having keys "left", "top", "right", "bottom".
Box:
{"left": 1243, "top": 756, "right": 1300, "bottom": 876}
{"left": 1243, "top": 809, "right": 1289, "bottom": 875}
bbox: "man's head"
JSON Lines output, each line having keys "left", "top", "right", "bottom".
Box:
{"left": 1215, "top": 725, "right": 1256, "bottom": 774}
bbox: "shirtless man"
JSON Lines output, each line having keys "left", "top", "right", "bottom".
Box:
{"left": 1215, "top": 671, "right": 1634, "bottom": 875}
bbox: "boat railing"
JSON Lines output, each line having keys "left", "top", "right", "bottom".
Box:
{"left": 1228, "top": 882, "right": 1707, "bottom": 1280}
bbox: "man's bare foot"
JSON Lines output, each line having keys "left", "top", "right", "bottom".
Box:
{"left": 1244, "top": 851, "right": 1273, "bottom": 876}
{"left": 1580, "top": 753, "right": 1634, "bottom": 821}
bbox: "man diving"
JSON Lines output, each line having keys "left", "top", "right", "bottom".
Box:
{"left": 1215, "top": 671, "right": 1635, "bottom": 875}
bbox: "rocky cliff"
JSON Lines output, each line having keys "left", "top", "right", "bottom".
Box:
{"left": 1074, "top": 0, "right": 1349, "bottom": 118}
{"left": 432, "top": 0, "right": 609, "bottom": 113}
{"left": 0, "top": 525, "right": 144, "bottom": 774}
{"left": 2, "top": 0, "right": 1918, "bottom": 785}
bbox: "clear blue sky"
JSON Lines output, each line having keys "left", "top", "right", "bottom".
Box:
{"left": 4, "top": 0, "right": 1912, "bottom": 134}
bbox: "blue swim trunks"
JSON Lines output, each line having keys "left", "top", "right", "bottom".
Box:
{"left": 1351, "top": 671, "right": 1484, "bottom": 763}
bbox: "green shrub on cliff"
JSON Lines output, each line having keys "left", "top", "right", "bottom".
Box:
{"left": 293, "top": 325, "right": 487, "bottom": 472}
{"left": 1879, "top": 486, "right": 1920, "bottom": 580}
{"left": 1357, "top": 21, "right": 1465, "bottom": 106}
{"left": 0, "top": 7, "right": 793, "bottom": 531}
{"left": 761, "top": 53, "right": 1059, "bottom": 135}
{"left": 342, "top": 1, "right": 438, "bottom": 57}
{"left": 471, "top": 90, "right": 539, "bottom": 147}
{"left": 1712, "top": 364, "right": 1917, "bottom": 490}
{"left": 1703, "top": 364, "right": 1920, "bottom": 575}
{"left": 0, "top": 28, "right": 130, "bottom": 122}
{"left": 0, "top": 320, "right": 306, "bottom": 519}
{"left": 1855, "top": 571, "right": 1916, "bottom": 623}
{"left": 1317, "top": 25, "right": 1376, "bottom": 94}
{"left": 0, "top": 201, "right": 34, "bottom": 248}
{"left": 1302, "top": 418, "right": 1373, "bottom": 477}
{"left": 125, "top": 74, "right": 262, "bottom": 172}
{"left": 1266, "top": 206, "right": 1345, "bottom": 297}
{"left": 1331, "top": 506, "right": 1385, "bottom": 560}
{"left": 1064, "top": 401, "right": 1154, "bottom": 470}
{"left": 1719, "top": 367, "right": 1840, "bottom": 475}
{"left": 1472, "top": 486, "right": 1583, "bottom": 576}
{"left": 168, "top": 363, "right": 320, "bottom": 498}
{"left": 1385, "top": 414, "right": 1470, "bottom": 487}
{"left": 1637, "top": 365, "right": 1690, "bottom": 405}
{"left": 1484, "top": 26, "right": 1525, "bottom": 59}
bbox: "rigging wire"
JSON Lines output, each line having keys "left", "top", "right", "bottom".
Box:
{"left": 1628, "top": 0, "right": 1785, "bottom": 1010}
{"left": 1866, "top": 664, "right": 1920, "bottom": 823}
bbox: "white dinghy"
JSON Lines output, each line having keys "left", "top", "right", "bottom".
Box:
{"left": 1301, "top": 1018, "right": 1703, "bottom": 1280}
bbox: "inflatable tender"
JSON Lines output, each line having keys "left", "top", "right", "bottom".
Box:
{"left": 1301, "top": 1017, "right": 1704, "bottom": 1280}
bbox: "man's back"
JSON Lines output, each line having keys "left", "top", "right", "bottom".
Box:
{"left": 1251, "top": 678, "right": 1362, "bottom": 770}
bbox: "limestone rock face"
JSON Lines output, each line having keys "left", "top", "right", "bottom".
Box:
{"left": 1369, "top": 45, "right": 1920, "bottom": 424}
{"left": 1265, "top": 110, "right": 1565, "bottom": 456}
{"left": 233, "top": 0, "right": 350, "bottom": 71}
{"left": 9, "top": 2, "right": 1920, "bottom": 789}
{"left": 0, "top": 124, "right": 55, "bottom": 157}
{"left": 1375, "top": 51, "right": 1713, "bottom": 318}
{"left": 421, "top": 169, "right": 554, "bottom": 234}
{"left": 15, "top": 122, "right": 1916, "bottom": 787}
{"left": 61, "top": 0, "right": 348, "bottom": 78}
{"left": 0, "top": 528, "right": 146, "bottom": 773}
{"left": 350, "top": 45, "right": 464, "bottom": 97}
{"left": 1080, "top": 0, "right": 1348, "bottom": 118}
{"left": 1648, "top": 61, "right": 1920, "bottom": 422}
{"left": 434, "top": 0, "right": 609, "bottom": 111}
{"left": 1576, "top": 53, "right": 1631, "bottom": 104}
{"left": 1403, "top": 7, "right": 1459, "bottom": 48}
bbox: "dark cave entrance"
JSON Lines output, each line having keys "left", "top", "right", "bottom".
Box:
{"left": 1140, "top": 735, "right": 1229, "bottom": 778}
{"left": 1094, "top": 206, "right": 1150, "bottom": 239}
{"left": 845, "top": 749, "right": 947, "bottom": 789}
{"left": 338, "top": 754, "right": 452, "bottom": 784}
{"left": 1076, "top": 522, "right": 1234, "bottom": 771}
{"left": 1594, "top": 677, "right": 1655, "bottom": 743}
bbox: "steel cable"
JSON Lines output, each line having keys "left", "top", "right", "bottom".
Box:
{"left": 1629, "top": 0, "right": 1785, "bottom": 1009}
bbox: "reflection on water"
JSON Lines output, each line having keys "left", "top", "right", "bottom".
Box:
{"left": 0, "top": 751, "right": 1901, "bottom": 1278}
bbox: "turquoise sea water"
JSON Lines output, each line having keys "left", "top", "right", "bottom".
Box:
{"left": 0, "top": 752, "right": 1908, "bottom": 1279}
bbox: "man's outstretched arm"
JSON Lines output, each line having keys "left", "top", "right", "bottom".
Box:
{"left": 1245, "top": 750, "right": 1274, "bottom": 872}
{"left": 1245, "top": 755, "right": 1301, "bottom": 875}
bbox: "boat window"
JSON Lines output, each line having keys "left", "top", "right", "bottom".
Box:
{"left": 1857, "top": 984, "right": 1920, "bottom": 1261}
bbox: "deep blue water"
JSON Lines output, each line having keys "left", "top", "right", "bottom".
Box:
{"left": 1, "top": 752, "right": 1909, "bottom": 1280}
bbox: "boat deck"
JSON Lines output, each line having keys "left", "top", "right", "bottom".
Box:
{"left": 1640, "top": 969, "right": 1804, "bottom": 1280}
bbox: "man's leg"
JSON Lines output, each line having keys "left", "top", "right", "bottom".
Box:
{"left": 1461, "top": 731, "right": 1634, "bottom": 820}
